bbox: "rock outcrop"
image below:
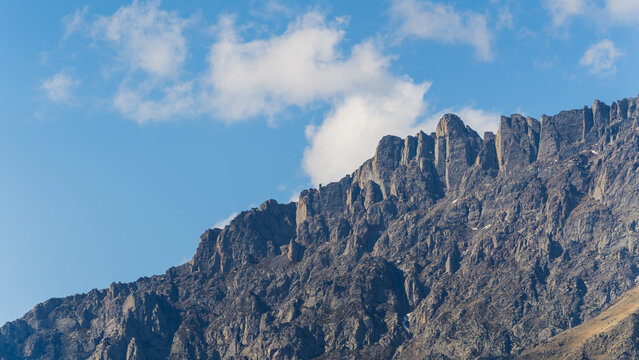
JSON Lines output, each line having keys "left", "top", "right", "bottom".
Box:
{"left": 496, "top": 114, "right": 540, "bottom": 173}
{"left": 434, "top": 114, "right": 482, "bottom": 190}
{"left": 3, "top": 95, "right": 639, "bottom": 359}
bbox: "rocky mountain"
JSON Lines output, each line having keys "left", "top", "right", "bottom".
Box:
{"left": 2, "top": 95, "right": 639, "bottom": 359}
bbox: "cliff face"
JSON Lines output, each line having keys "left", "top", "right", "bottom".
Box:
{"left": 2, "top": 96, "right": 639, "bottom": 359}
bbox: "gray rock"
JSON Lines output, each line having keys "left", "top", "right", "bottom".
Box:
{"left": 434, "top": 114, "right": 481, "bottom": 191}
{"left": 496, "top": 114, "right": 540, "bottom": 173}
{"left": 3, "top": 95, "right": 639, "bottom": 359}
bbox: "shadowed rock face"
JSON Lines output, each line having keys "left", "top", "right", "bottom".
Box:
{"left": 3, "top": 95, "right": 639, "bottom": 359}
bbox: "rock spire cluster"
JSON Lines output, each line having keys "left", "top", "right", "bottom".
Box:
{"left": 2, "top": 96, "right": 639, "bottom": 359}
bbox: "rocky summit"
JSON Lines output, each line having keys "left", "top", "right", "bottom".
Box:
{"left": 3, "top": 95, "right": 639, "bottom": 359}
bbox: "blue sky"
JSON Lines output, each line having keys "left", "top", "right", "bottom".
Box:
{"left": 0, "top": 0, "right": 638, "bottom": 325}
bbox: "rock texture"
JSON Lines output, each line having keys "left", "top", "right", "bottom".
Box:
{"left": 3, "top": 95, "right": 639, "bottom": 359}
{"left": 520, "top": 285, "right": 639, "bottom": 359}
{"left": 495, "top": 114, "right": 540, "bottom": 174}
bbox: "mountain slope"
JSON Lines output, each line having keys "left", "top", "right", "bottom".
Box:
{"left": 1, "top": 95, "right": 639, "bottom": 359}
{"left": 521, "top": 284, "right": 639, "bottom": 359}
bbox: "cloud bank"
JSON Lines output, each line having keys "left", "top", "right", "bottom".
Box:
{"left": 205, "top": 13, "right": 398, "bottom": 121}
{"left": 204, "top": 12, "right": 433, "bottom": 184}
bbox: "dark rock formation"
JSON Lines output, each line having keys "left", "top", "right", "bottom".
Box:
{"left": 434, "top": 114, "right": 482, "bottom": 190}
{"left": 3, "top": 95, "right": 639, "bottom": 359}
{"left": 496, "top": 114, "right": 540, "bottom": 173}
{"left": 538, "top": 108, "right": 584, "bottom": 160}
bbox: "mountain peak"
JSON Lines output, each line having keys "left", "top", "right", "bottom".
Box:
{"left": 4, "top": 95, "right": 639, "bottom": 359}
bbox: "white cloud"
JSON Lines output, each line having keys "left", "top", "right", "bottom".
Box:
{"left": 260, "top": 0, "right": 295, "bottom": 17}
{"left": 41, "top": 72, "right": 80, "bottom": 104}
{"left": 204, "top": 12, "right": 395, "bottom": 120}
{"left": 580, "top": 39, "right": 621, "bottom": 75}
{"left": 54, "top": 4, "right": 500, "bottom": 187}
{"left": 92, "top": 0, "right": 189, "bottom": 77}
{"left": 390, "top": 0, "right": 493, "bottom": 61}
{"left": 542, "top": 0, "right": 586, "bottom": 27}
{"left": 303, "top": 81, "right": 429, "bottom": 185}
{"left": 303, "top": 96, "right": 501, "bottom": 185}
{"left": 84, "top": 0, "right": 194, "bottom": 122}
{"left": 542, "top": 0, "right": 639, "bottom": 28}
{"left": 96, "top": 9, "right": 405, "bottom": 125}
{"left": 113, "top": 81, "right": 196, "bottom": 123}
{"left": 213, "top": 212, "right": 238, "bottom": 229}
{"left": 605, "top": 0, "right": 639, "bottom": 25}
{"left": 206, "top": 11, "right": 432, "bottom": 185}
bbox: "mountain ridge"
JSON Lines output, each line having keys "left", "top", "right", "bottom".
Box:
{"left": 2, "top": 94, "right": 639, "bottom": 359}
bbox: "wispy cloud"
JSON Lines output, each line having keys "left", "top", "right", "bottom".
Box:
{"left": 533, "top": 56, "right": 557, "bottom": 70}
{"left": 41, "top": 71, "right": 80, "bottom": 104}
{"left": 213, "top": 212, "right": 238, "bottom": 229}
{"left": 67, "top": 0, "right": 197, "bottom": 122}
{"left": 390, "top": 0, "right": 494, "bottom": 61}
{"left": 113, "top": 81, "right": 196, "bottom": 122}
{"left": 497, "top": 6, "right": 514, "bottom": 30}
{"left": 604, "top": 0, "right": 639, "bottom": 26}
{"left": 62, "top": 5, "right": 88, "bottom": 40}
{"left": 91, "top": 0, "right": 189, "bottom": 77}
{"left": 542, "top": 0, "right": 586, "bottom": 27}
{"left": 580, "top": 39, "right": 621, "bottom": 76}
{"left": 542, "top": 0, "right": 639, "bottom": 29}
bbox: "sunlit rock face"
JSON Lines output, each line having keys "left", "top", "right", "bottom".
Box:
{"left": 3, "top": 95, "right": 639, "bottom": 359}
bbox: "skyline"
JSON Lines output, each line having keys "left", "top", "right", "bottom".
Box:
{"left": 1, "top": 0, "right": 638, "bottom": 325}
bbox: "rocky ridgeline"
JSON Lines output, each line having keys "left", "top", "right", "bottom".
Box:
{"left": 2, "top": 96, "right": 639, "bottom": 359}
